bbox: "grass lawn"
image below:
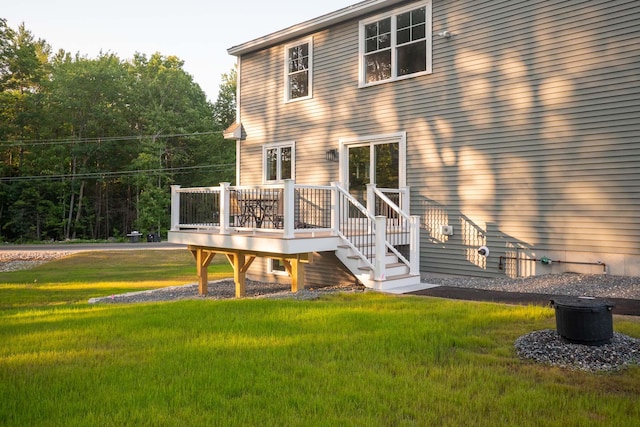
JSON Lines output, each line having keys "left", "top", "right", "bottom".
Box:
{"left": 0, "top": 250, "right": 231, "bottom": 308}
{"left": 1, "top": 251, "right": 639, "bottom": 426}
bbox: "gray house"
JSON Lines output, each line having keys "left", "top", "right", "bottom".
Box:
{"left": 169, "top": 0, "right": 640, "bottom": 296}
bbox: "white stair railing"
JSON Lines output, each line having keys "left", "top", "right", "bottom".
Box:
{"left": 368, "top": 184, "right": 420, "bottom": 276}
{"left": 333, "top": 184, "right": 378, "bottom": 275}
{"left": 333, "top": 183, "right": 418, "bottom": 281}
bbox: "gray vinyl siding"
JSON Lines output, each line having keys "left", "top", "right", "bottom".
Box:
{"left": 238, "top": 0, "right": 640, "bottom": 280}
{"left": 417, "top": 0, "right": 640, "bottom": 276}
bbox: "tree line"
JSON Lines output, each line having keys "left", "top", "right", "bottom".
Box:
{"left": 0, "top": 18, "right": 237, "bottom": 242}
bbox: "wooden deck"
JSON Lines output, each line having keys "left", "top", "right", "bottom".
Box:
{"left": 169, "top": 229, "right": 341, "bottom": 297}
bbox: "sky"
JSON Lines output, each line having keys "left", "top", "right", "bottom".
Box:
{"left": 3, "top": 0, "right": 357, "bottom": 102}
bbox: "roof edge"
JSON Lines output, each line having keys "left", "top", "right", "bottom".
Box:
{"left": 227, "top": 0, "right": 405, "bottom": 56}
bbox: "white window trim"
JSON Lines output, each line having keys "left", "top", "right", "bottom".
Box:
{"left": 268, "top": 259, "right": 288, "bottom": 276}
{"left": 263, "top": 141, "right": 296, "bottom": 184}
{"left": 283, "top": 37, "right": 313, "bottom": 103}
{"left": 358, "top": 1, "right": 432, "bottom": 88}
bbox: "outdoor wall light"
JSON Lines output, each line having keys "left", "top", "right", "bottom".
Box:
{"left": 326, "top": 149, "right": 339, "bottom": 162}
{"left": 438, "top": 30, "right": 452, "bottom": 39}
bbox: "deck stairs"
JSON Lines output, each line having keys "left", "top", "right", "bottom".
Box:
{"left": 333, "top": 186, "right": 422, "bottom": 293}
{"left": 334, "top": 237, "right": 422, "bottom": 292}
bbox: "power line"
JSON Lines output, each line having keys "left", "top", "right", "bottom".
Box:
{"left": 0, "top": 163, "right": 234, "bottom": 182}
{"left": 0, "top": 131, "right": 221, "bottom": 147}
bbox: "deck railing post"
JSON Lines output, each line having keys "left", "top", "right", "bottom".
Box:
{"left": 170, "top": 185, "right": 180, "bottom": 231}
{"left": 330, "top": 182, "right": 339, "bottom": 235}
{"left": 283, "top": 179, "right": 295, "bottom": 238}
{"left": 400, "top": 186, "right": 410, "bottom": 214}
{"left": 220, "top": 182, "right": 230, "bottom": 234}
{"left": 366, "top": 183, "right": 376, "bottom": 217}
{"left": 374, "top": 215, "right": 387, "bottom": 281}
{"left": 367, "top": 183, "right": 377, "bottom": 235}
{"left": 410, "top": 215, "right": 420, "bottom": 275}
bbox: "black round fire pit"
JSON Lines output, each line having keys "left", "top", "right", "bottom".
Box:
{"left": 550, "top": 297, "right": 615, "bottom": 346}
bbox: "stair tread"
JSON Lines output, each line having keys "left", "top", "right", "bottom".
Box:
{"left": 378, "top": 273, "right": 420, "bottom": 281}
{"left": 358, "top": 263, "right": 407, "bottom": 270}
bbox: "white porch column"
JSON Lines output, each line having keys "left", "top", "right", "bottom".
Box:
{"left": 219, "top": 182, "right": 230, "bottom": 235}
{"left": 374, "top": 215, "right": 387, "bottom": 281}
{"left": 410, "top": 215, "right": 420, "bottom": 275}
{"left": 170, "top": 185, "right": 180, "bottom": 231}
{"left": 283, "top": 179, "right": 295, "bottom": 239}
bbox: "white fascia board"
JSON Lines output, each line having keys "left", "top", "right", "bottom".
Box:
{"left": 227, "top": 0, "right": 406, "bottom": 56}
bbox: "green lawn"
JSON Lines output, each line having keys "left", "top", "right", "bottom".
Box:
{"left": 1, "top": 251, "right": 639, "bottom": 426}
{"left": 0, "top": 250, "right": 230, "bottom": 308}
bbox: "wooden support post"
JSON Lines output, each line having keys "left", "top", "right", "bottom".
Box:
{"left": 282, "top": 254, "right": 308, "bottom": 293}
{"left": 189, "top": 247, "right": 216, "bottom": 295}
{"left": 225, "top": 252, "right": 255, "bottom": 298}
{"left": 290, "top": 258, "right": 305, "bottom": 292}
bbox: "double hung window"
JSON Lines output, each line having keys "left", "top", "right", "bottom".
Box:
{"left": 284, "top": 38, "right": 312, "bottom": 102}
{"left": 264, "top": 142, "right": 294, "bottom": 183}
{"left": 360, "top": 2, "right": 431, "bottom": 86}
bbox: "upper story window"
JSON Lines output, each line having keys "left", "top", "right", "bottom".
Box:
{"left": 284, "top": 38, "right": 313, "bottom": 102}
{"left": 264, "top": 142, "right": 294, "bottom": 183}
{"left": 359, "top": 1, "right": 432, "bottom": 86}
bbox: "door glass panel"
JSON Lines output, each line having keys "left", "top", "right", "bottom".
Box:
{"left": 348, "top": 146, "right": 370, "bottom": 204}
{"left": 375, "top": 143, "right": 399, "bottom": 188}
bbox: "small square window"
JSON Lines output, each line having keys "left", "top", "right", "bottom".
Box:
{"left": 264, "top": 143, "right": 295, "bottom": 183}
{"left": 269, "top": 259, "right": 287, "bottom": 275}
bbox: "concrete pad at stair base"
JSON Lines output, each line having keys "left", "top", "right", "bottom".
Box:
{"left": 378, "top": 282, "right": 440, "bottom": 295}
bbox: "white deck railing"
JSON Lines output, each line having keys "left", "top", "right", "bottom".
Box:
{"left": 171, "top": 180, "right": 419, "bottom": 278}
{"left": 171, "top": 180, "right": 334, "bottom": 238}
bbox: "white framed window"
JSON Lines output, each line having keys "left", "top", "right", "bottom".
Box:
{"left": 359, "top": 1, "right": 432, "bottom": 87}
{"left": 268, "top": 259, "right": 288, "bottom": 275}
{"left": 284, "top": 37, "right": 313, "bottom": 102}
{"left": 263, "top": 142, "right": 295, "bottom": 183}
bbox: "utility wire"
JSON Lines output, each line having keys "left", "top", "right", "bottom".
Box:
{"left": 0, "top": 163, "right": 234, "bottom": 182}
{"left": 0, "top": 131, "right": 220, "bottom": 147}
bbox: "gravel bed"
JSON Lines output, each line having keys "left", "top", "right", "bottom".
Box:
{"left": 515, "top": 329, "right": 640, "bottom": 372}
{"left": 422, "top": 273, "right": 640, "bottom": 300}
{"left": 0, "top": 251, "right": 74, "bottom": 272}
{"left": 88, "top": 279, "right": 360, "bottom": 304}
{"left": 86, "top": 273, "right": 640, "bottom": 304}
